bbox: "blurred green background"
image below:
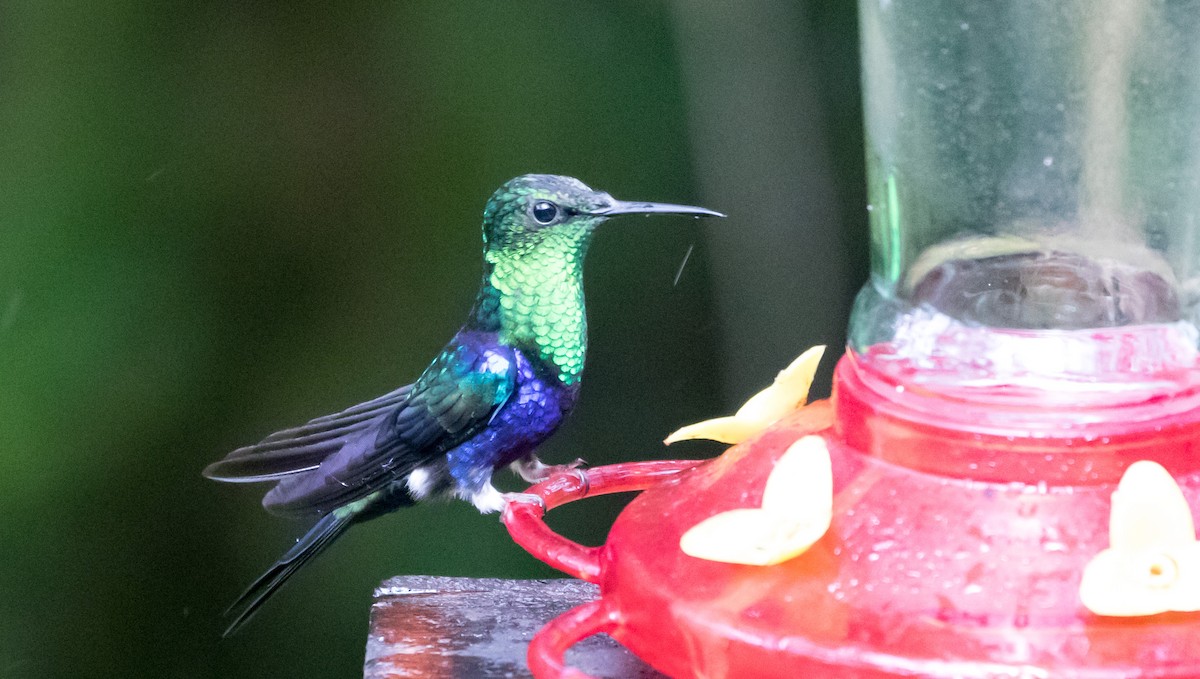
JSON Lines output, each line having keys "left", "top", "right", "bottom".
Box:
{"left": 0, "top": 2, "right": 866, "bottom": 677}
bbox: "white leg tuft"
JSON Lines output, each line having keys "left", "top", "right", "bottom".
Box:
{"left": 405, "top": 467, "right": 436, "bottom": 500}
{"left": 467, "top": 483, "right": 507, "bottom": 514}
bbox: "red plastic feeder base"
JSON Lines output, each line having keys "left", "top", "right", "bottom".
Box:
{"left": 503, "top": 353, "right": 1200, "bottom": 678}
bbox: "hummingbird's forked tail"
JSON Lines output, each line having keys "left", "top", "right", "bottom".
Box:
{"left": 222, "top": 510, "right": 355, "bottom": 637}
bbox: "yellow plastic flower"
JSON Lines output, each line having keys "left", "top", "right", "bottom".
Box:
{"left": 679, "top": 435, "right": 833, "bottom": 566}
{"left": 1079, "top": 460, "right": 1200, "bottom": 617}
{"left": 664, "top": 345, "right": 826, "bottom": 445}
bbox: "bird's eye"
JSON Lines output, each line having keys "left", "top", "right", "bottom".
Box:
{"left": 531, "top": 201, "right": 559, "bottom": 225}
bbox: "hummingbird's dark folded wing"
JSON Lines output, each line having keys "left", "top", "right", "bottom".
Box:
{"left": 259, "top": 340, "right": 518, "bottom": 517}
{"left": 202, "top": 384, "right": 415, "bottom": 482}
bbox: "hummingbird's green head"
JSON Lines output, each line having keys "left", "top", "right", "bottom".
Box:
{"left": 481, "top": 174, "right": 723, "bottom": 259}
{"left": 474, "top": 174, "right": 722, "bottom": 382}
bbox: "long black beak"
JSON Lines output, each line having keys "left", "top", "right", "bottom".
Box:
{"left": 594, "top": 198, "right": 725, "bottom": 219}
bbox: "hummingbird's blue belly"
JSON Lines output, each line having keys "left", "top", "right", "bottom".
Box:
{"left": 443, "top": 348, "right": 578, "bottom": 494}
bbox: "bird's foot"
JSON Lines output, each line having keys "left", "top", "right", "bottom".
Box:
{"left": 468, "top": 483, "right": 551, "bottom": 515}
{"left": 511, "top": 456, "right": 588, "bottom": 484}
{"left": 501, "top": 492, "right": 547, "bottom": 515}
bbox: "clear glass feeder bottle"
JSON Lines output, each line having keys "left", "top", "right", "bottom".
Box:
{"left": 852, "top": 0, "right": 1200, "bottom": 407}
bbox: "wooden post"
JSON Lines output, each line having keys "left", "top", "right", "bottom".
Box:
{"left": 365, "top": 576, "right": 662, "bottom": 679}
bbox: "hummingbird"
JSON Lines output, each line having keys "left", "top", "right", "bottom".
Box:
{"left": 204, "top": 174, "right": 723, "bottom": 635}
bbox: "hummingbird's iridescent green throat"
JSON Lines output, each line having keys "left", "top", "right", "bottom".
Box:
{"left": 204, "top": 173, "right": 721, "bottom": 636}
{"left": 470, "top": 174, "right": 723, "bottom": 385}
